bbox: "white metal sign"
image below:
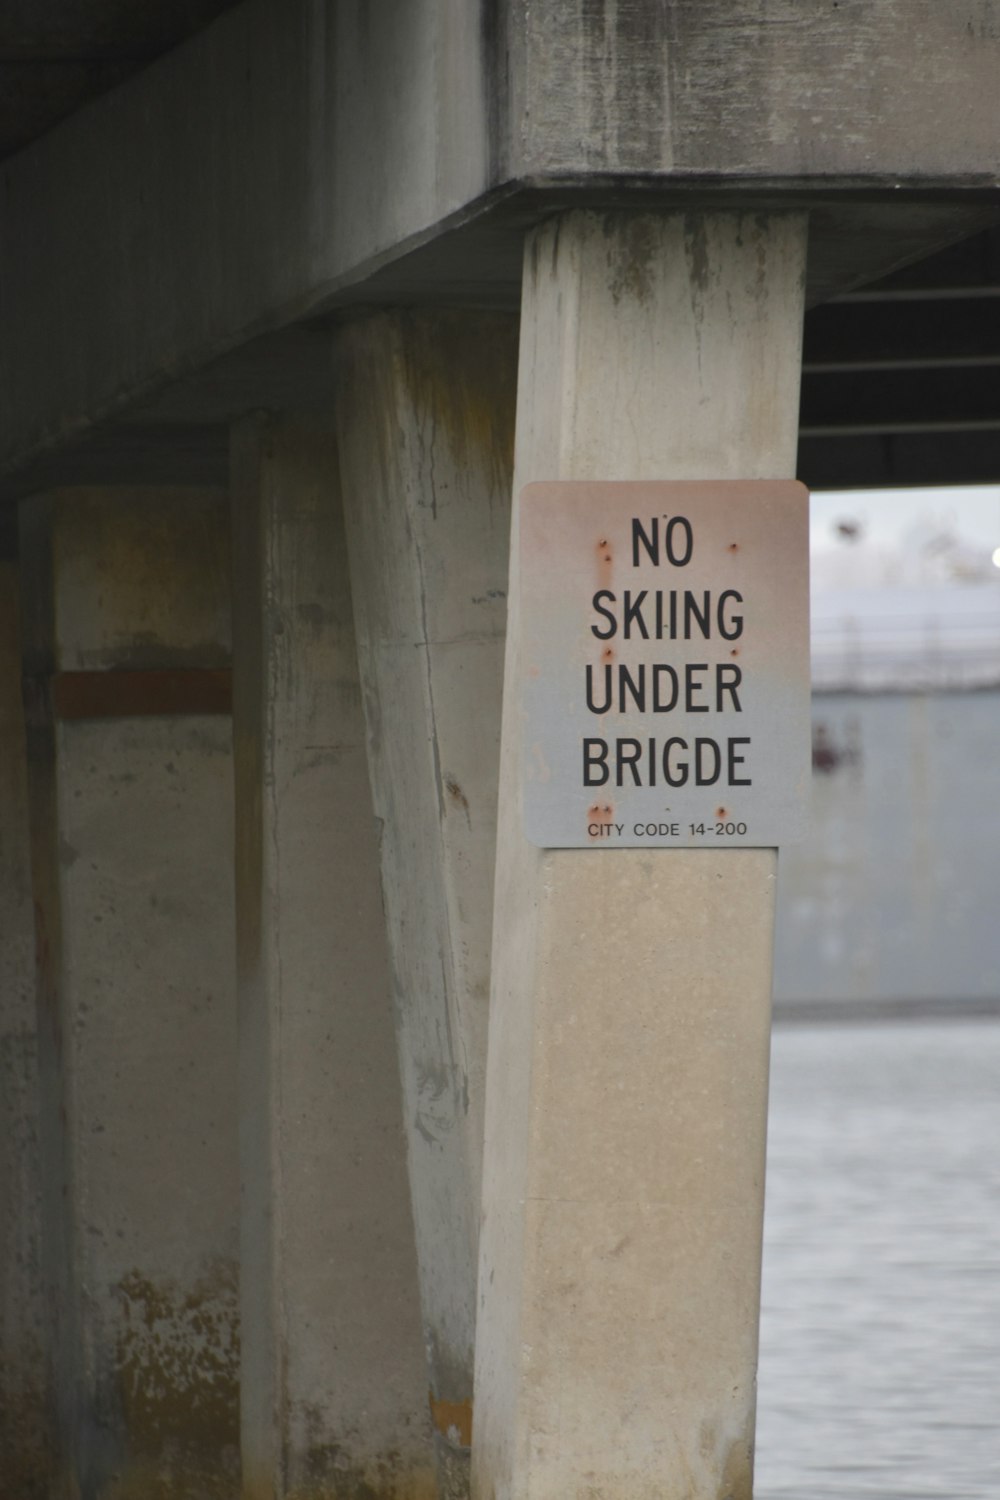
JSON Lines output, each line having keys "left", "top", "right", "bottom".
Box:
{"left": 520, "top": 480, "right": 810, "bottom": 848}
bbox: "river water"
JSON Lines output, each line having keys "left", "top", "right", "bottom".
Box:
{"left": 756, "top": 1020, "right": 1000, "bottom": 1500}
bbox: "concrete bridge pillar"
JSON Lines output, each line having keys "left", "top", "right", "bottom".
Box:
{"left": 335, "top": 312, "right": 518, "bottom": 1497}
{"left": 0, "top": 548, "right": 51, "bottom": 1497}
{"left": 473, "top": 211, "right": 807, "bottom": 1500}
{"left": 18, "top": 487, "right": 240, "bottom": 1499}
{"left": 230, "top": 416, "right": 435, "bottom": 1500}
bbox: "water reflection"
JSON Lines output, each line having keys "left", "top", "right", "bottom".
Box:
{"left": 756, "top": 1021, "right": 1000, "bottom": 1500}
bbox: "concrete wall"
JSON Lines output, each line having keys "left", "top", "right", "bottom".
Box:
{"left": 0, "top": 559, "right": 52, "bottom": 1499}
{"left": 774, "top": 690, "right": 1000, "bottom": 1011}
{"left": 19, "top": 488, "right": 239, "bottom": 1500}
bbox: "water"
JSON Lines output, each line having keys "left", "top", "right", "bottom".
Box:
{"left": 756, "top": 1021, "right": 1000, "bottom": 1500}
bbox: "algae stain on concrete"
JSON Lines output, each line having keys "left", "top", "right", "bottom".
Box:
{"left": 267, "top": 1402, "right": 439, "bottom": 1500}
{"left": 401, "top": 311, "right": 518, "bottom": 504}
{"left": 283, "top": 1455, "right": 438, "bottom": 1500}
{"left": 105, "top": 1259, "right": 239, "bottom": 1499}
{"left": 604, "top": 213, "right": 661, "bottom": 308}
{"left": 0, "top": 1382, "right": 54, "bottom": 1500}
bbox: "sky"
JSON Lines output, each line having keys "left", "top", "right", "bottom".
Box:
{"left": 810, "top": 485, "right": 1000, "bottom": 592}
{"left": 807, "top": 486, "right": 1000, "bottom": 687}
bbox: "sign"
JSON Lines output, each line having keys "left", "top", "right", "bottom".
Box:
{"left": 520, "top": 480, "right": 810, "bottom": 848}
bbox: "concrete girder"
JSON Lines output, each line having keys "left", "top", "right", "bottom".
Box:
{"left": 1, "top": 0, "right": 999, "bottom": 499}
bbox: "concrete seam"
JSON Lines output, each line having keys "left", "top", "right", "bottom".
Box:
{"left": 265, "top": 426, "right": 291, "bottom": 1488}
{"left": 405, "top": 326, "right": 476, "bottom": 1402}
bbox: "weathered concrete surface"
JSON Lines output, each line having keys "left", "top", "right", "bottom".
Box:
{"left": 0, "top": 0, "right": 243, "bottom": 161}
{"left": 1, "top": 0, "right": 997, "bottom": 495}
{"left": 19, "top": 488, "right": 240, "bottom": 1499}
{"left": 335, "top": 312, "right": 518, "bottom": 1495}
{"left": 45, "top": 492, "right": 232, "bottom": 673}
{"left": 230, "top": 416, "right": 435, "bottom": 1500}
{"left": 473, "top": 211, "right": 806, "bottom": 1498}
{"left": 505, "top": 0, "right": 1000, "bottom": 181}
{"left": 0, "top": 560, "right": 53, "bottom": 1499}
{"left": 0, "top": 0, "right": 492, "bottom": 485}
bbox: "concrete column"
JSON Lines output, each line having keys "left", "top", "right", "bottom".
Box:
{"left": 19, "top": 488, "right": 239, "bottom": 1500}
{"left": 230, "top": 416, "right": 434, "bottom": 1500}
{"left": 0, "top": 547, "right": 53, "bottom": 1498}
{"left": 335, "top": 312, "right": 518, "bottom": 1495}
{"left": 473, "top": 211, "right": 807, "bottom": 1500}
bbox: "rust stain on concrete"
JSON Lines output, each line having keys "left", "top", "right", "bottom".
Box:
{"left": 429, "top": 1393, "right": 473, "bottom": 1449}
{"left": 50, "top": 669, "right": 232, "bottom": 720}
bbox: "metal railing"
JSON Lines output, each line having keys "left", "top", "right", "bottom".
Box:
{"left": 810, "top": 611, "right": 1000, "bottom": 692}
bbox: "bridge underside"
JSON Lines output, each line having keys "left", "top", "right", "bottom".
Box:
{"left": 2, "top": 5, "right": 998, "bottom": 1500}
{"left": 799, "top": 226, "right": 1000, "bottom": 490}
{"left": 3, "top": 219, "right": 998, "bottom": 512}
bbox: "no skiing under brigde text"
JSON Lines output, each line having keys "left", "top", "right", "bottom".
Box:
{"left": 582, "top": 516, "right": 752, "bottom": 791}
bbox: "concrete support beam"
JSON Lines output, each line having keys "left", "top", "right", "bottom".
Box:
{"left": 1, "top": 0, "right": 997, "bottom": 495}
{"left": 473, "top": 210, "right": 807, "bottom": 1499}
{"left": 0, "top": 557, "right": 52, "bottom": 1498}
{"left": 230, "top": 415, "right": 435, "bottom": 1499}
{"left": 0, "top": 0, "right": 493, "bottom": 483}
{"left": 19, "top": 488, "right": 239, "bottom": 1499}
{"left": 506, "top": 2, "right": 1000, "bottom": 180}
{"left": 335, "top": 312, "right": 518, "bottom": 1496}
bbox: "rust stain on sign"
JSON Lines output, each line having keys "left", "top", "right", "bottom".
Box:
{"left": 520, "top": 480, "right": 810, "bottom": 848}
{"left": 587, "top": 800, "right": 615, "bottom": 842}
